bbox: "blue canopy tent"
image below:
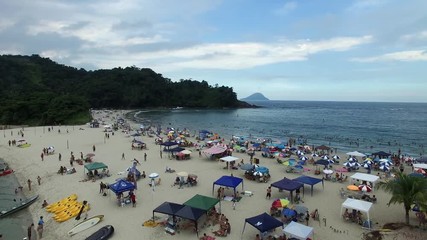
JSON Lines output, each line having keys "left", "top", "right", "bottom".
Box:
{"left": 242, "top": 212, "right": 283, "bottom": 238}
{"left": 293, "top": 176, "right": 324, "bottom": 196}
{"left": 271, "top": 178, "right": 304, "bottom": 203}
{"left": 212, "top": 176, "right": 244, "bottom": 197}
{"left": 109, "top": 179, "right": 135, "bottom": 194}
{"left": 161, "top": 141, "right": 179, "bottom": 152}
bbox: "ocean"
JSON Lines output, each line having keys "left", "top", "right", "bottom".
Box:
{"left": 0, "top": 158, "right": 33, "bottom": 240}
{"left": 130, "top": 101, "right": 427, "bottom": 157}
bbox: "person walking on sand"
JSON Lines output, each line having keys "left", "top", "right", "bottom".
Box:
{"left": 40, "top": 152, "right": 44, "bottom": 161}
{"left": 37, "top": 216, "right": 44, "bottom": 239}
{"left": 160, "top": 150, "right": 162, "bottom": 159}
{"left": 144, "top": 153, "right": 147, "bottom": 161}
{"left": 121, "top": 153, "right": 125, "bottom": 160}
{"left": 58, "top": 153, "right": 62, "bottom": 161}
{"left": 37, "top": 176, "right": 41, "bottom": 185}
{"left": 92, "top": 145, "right": 96, "bottom": 152}
{"left": 27, "top": 179, "right": 32, "bottom": 191}
{"left": 27, "top": 223, "right": 34, "bottom": 240}
{"left": 266, "top": 186, "right": 272, "bottom": 199}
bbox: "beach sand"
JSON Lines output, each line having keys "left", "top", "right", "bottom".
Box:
{"left": 1, "top": 110, "right": 424, "bottom": 240}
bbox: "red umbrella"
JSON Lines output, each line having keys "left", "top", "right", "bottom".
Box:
{"left": 272, "top": 199, "right": 290, "bottom": 208}
{"left": 358, "top": 185, "right": 372, "bottom": 192}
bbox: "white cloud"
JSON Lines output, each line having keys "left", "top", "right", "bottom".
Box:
{"left": 0, "top": 19, "right": 14, "bottom": 32}
{"left": 401, "top": 31, "right": 427, "bottom": 41}
{"left": 352, "top": 50, "right": 427, "bottom": 62}
{"left": 274, "top": 1, "right": 297, "bottom": 15}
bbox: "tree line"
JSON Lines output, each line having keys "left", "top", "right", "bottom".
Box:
{"left": 0, "top": 54, "right": 252, "bottom": 125}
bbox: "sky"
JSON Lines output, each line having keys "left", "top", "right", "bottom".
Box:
{"left": 1, "top": 0, "right": 426, "bottom": 102}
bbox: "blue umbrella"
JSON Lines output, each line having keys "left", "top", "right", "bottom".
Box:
{"left": 300, "top": 156, "right": 308, "bottom": 161}
{"left": 283, "top": 208, "right": 297, "bottom": 217}
{"left": 327, "top": 159, "right": 335, "bottom": 164}
{"left": 379, "top": 165, "right": 390, "bottom": 171}
{"left": 255, "top": 166, "right": 269, "bottom": 174}
{"left": 343, "top": 162, "right": 352, "bottom": 168}
{"left": 332, "top": 155, "right": 340, "bottom": 160}
{"left": 240, "top": 163, "right": 254, "bottom": 171}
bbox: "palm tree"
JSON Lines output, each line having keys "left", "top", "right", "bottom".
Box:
{"left": 376, "top": 172, "right": 427, "bottom": 224}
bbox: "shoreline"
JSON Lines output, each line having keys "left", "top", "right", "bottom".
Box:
{"left": 0, "top": 109, "right": 424, "bottom": 239}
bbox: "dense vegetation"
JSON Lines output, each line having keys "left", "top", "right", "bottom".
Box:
{"left": 0, "top": 55, "right": 252, "bottom": 125}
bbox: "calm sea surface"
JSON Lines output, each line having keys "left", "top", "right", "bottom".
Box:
{"left": 131, "top": 101, "right": 427, "bottom": 156}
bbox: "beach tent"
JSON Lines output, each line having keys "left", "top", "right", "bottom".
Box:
{"left": 203, "top": 145, "right": 227, "bottom": 155}
{"left": 212, "top": 175, "right": 244, "bottom": 196}
{"left": 341, "top": 198, "right": 373, "bottom": 227}
{"left": 371, "top": 151, "right": 391, "bottom": 159}
{"left": 84, "top": 162, "right": 108, "bottom": 175}
{"left": 413, "top": 164, "right": 427, "bottom": 170}
{"left": 293, "top": 176, "right": 324, "bottom": 196}
{"left": 220, "top": 156, "right": 239, "bottom": 162}
{"left": 349, "top": 173, "right": 379, "bottom": 190}
{"left": 346, "top": 151, "right": 366, "bottom": 157}
{"left": 283, "top": 221, "right": 314, "bottom": 240}
{"left": 152, "top": 202, "right": 206, "bottom": 236}
{"left": 242, "top": 212, "right": 283, "bottom": 238}
{"left": 153, "top": 202, "right": 184, "bottom": 218}
{"left": 175, "top": 205, "right": 206, "bottom": 236}
{"left": 184, "top": 194, "right": 220, "bottom": 212}
{"left": 109, "top": 179, "right": 135, "bottom": 194}
{"left": 271, "top": 178, "right": 304, "bottom": 203}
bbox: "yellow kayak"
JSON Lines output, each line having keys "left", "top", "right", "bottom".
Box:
{"left": 46, "top": 194, "right": 78, "bottom": 212}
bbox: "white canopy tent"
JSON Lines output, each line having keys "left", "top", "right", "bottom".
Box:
{"left": 341, "top": 198, "right": 373, "bottom": 227}
{"left": 413, "top": 164, "right": 427, "bottom": 170}
{"left": 220, "top": 156, "right": 239, "bottom": 171}
{"left": 346, "top": 151, "right": 366, "bottom": 157}
{"left": 283, "top": 221, "right": 314, "bottom": 240}
{"left": 220, "top": 156, "right": 239, "bottom": 162}
{"left": 350, "top": 173, "right": 380, "bottom": 190}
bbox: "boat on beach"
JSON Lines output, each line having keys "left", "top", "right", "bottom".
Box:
{"left": 0, "top": 163, "right": 13, "bottom": 176}
{"left": 0, "top": 195, "right": 39, "bottom": 218}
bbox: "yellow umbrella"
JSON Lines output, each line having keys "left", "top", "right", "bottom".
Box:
{"left": 282, "top": 161, "right": 290, "bottom": 166}
{"left": 347, "top": 185, "right": 359, "bottom": 191}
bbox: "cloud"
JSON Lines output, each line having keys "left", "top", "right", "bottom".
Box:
{"left": 274, "top": 1, "right": 297, "bottom": 15}
{"left": 352, "top": 50, "right": 427, "bottom": 62}
{"left": 401, "top": 30, "right": 427, "bottom": 41}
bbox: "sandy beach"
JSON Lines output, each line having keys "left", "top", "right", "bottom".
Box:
{"left": 0, "top": 110, "right": 424, "bottom": 240}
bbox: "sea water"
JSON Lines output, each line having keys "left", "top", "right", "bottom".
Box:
{"left": 131, "top": 101, "right": 427, "bottom": 156}
{"left": 0, "top": 158, "right": 33, "bottom": 239}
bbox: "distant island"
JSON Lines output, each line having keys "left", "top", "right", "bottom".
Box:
{"left": 240, "top": 92, "right": 270, "bottom": 101}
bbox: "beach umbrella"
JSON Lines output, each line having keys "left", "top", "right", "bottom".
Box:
{"left": 322, "top": 155, "right": 329, "bottom": 160}
{"left": 415, "top": 168, "right": 426, "bottom": 174}
{"left": 323, "top": 169, "right": 333, "bottom": 175}
{"left": 311, "top": 153, "right": 319, "bottom": 157}
{"left": 176, "top": 171, "right": 188, "bottom": 177}
{"left": 255, "top": 166, "right": 269, "bottom": 174}
{"left": 332, "top": 155, "right": 340, "bottom": 160}
{"left": 293, "top": 205, "right": 308, "bottom": 215}
{"left": 148, "top": 173, "right": 159, "bottom": 178}
{"left": 347, "top": 157, "right": 357, "bottom": 162}
{"left": 343, "top": 162, "right": 352, "bottom": 168}
{"left": 300, "top": 156, "right": 308, "bottom": 161}
{"left": 347, "top": 185, "right": 359, "bottom": 191}
{"left": 327, "top": 159, "right": 335, "bottom": 164}
{"left": 240, "top": 163, "right": 254, "bottom": 171}
{"left": 363, "top": 159, "right": 374, "bottom": 165}
{"left": 282, "top": 208, "right": 297, "bottom": 218}
{"left": 272, "top": 199, "right": 290, "bottom": 208}
{"left": 362, "top": 163, "right": 371, "bottom": 169}
{"left": 253, "top": 171, "right": 263, "bottom": 176}
{"left": 359, "top": 185, "right": 372, "bottom": 192}
{"left": 379, "top": 159, "right": 392, "bottom": 164}
{"left": 379, "top": 165, "right": 390, "bottom": 172}
{"left": 352, "top": 162, "right": 362, "bottom": 168}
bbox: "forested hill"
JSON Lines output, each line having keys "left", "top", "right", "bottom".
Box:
{"left": 0, "top": 54, "right": 253, "bottom": 125}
